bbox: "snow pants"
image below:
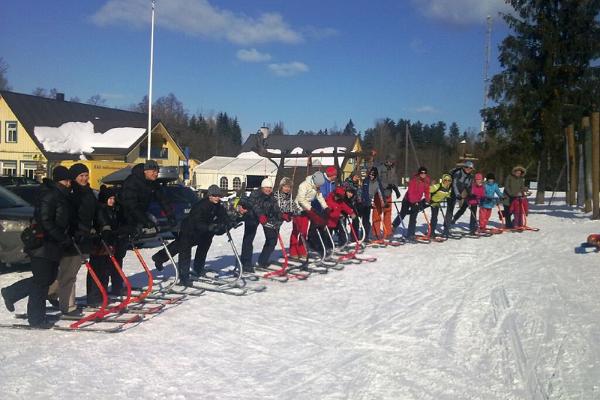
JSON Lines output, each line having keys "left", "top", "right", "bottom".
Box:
{"left": 2, "top": 257, "right": 59, "bottom": 325}
{"left": 479, "top": 207, "right": 492, "bottom": 230}
{"left": 371, "top": 194, "right": 385, "bottom": 239}
{"left": 241, "top": 221, "right": 278, "bottom": 268}
{"left": 153, "top": 232, "right": 214, "bottom": 277}
{"left": 430, "top": 206, "right": 441, "bottom": 236}
{"left": 48, "top": 254, "right": 82, "bottom": 314}
{"left": 359, "top": 204, "right": 373, "bottom": 241}
{"left": 87, "top": 254, "right": 112, "bottom": 305}
{"left": 289, "top": 215, "right": 309, "bottom": 257}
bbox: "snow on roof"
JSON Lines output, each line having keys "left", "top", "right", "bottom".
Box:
{"left": 34, "top": 121, "right": 145, "bottom": 154}
{"left": 194, "top": 156, "right": 277, "bottom": 175}
{"left": 237, "top": 151, "right": 263, "bottom": 159}
{"left": 196, "top": 156, "right": 237, "bottom": 172}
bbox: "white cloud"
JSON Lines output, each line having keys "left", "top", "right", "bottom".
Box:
{"left": 236, "top": 48, "right": 272, "bottom": 63}
{"left": 92, "top": 0, "right": 303, "bottom": 45}
{"left": 413, "top": 105, "right": 438, "bottom": 114}
{"left": 268, "top": 62, "right": 309, "bottom": 77}
{"left": 411, "top": 0, "right": 510, "bottom": 25}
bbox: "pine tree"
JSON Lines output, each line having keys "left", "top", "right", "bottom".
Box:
{"left": 342, "top": 119, "right": 357, "bottom": 136}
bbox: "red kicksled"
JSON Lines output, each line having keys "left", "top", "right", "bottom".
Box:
{"left": 338, "top": 224, "right": 377, "bottom": 263}
{"left": 260, "top": 234, "right": 308, "bottom": 280}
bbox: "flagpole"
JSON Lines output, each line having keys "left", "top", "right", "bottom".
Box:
{"left": 147, "top": 0, "right": 156, "bottom": 160}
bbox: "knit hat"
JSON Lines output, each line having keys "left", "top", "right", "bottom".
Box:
{"left": 207, "top": 184, "right": 222, "bottom": 197}
{"left": 475, "top": 173, "right": 483, "bottom": 181}
{"left": 261, "top": 178, "right": 274, "bottom": 188}
{"left": 69, "top": 163, "right": 89, "bottom": 180}
{"left": 325, "top": 166, "right": 337, "bottom": 178}
{"left": 334, "top": 186, "right": 346, "bottom": 197}
{"left": 98, "top": 185, "right": 117, "bottom": 204}
{"left": 463, "top": 161, "right": 474, "bottom": 169}
{"left": 312, "top": 171, "right": 326, "bottom": 187}
{"left": 52, "top": 166, "right": 71, "bottom": 182}
{"left": 417, "top": 166, "right": 428, "bottom": 174}
{"left": 512, "top": 165, "right": 526, "bottom": 175}
{"left": 441, "top": 174, "right": 452, "bottom": 182}
{"left": 279, "top": 177, "right": 292, "bottom": 188}
{"left": 486, "top": 172, "right": 496, "bottom": 180}
{"left": 144, "top": 159, "right": 160, "bottom": 171}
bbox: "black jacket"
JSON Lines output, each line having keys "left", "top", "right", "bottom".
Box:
{"left": 70, "top": 182, "right": 97, "bottom": 236}
{"left": 240, "top": 189, "right": 281, "bottom": 226}
{"left": 29, "top": 179, "right": 72, "bottom": 261}
{"left": 120, "top": 163, "right": 171, "bottom": 228}
{"left": 181, "top": 198, "right": 229, "bottom": 236}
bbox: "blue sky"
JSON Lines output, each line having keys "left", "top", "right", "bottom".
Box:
{"left": 0, "top": 0, "right": 511, "bottom": 137}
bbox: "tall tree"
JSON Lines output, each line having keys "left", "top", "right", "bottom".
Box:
{"left": 86, "top": 94, "right": 107, "bottom": 106}
{"left": 485, "top": 0, "right": 600, "bottom": 203}
{"left": 342, "top": 119, "right": 357, "bottom": 136}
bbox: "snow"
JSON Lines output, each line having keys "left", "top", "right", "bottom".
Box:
{"left": 1, "top": 193, "right": 600, "bottom": 399}
{"left": 34, "top": 121, "right": 146, "bottom": 154}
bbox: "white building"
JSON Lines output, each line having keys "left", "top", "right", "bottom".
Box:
{"left": 192, "top": 155, "right": 277, "bottom": 192}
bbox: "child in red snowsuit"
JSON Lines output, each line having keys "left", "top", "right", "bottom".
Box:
{"left": 325, "top": 187, "right": 356, "bottom": 246}
{"left": 467, "top": 173, "right": 485, "bottom": 234}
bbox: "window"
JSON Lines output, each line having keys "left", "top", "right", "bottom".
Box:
{"left": 139, "top": 146, "right": 168, "bottom": 159}
{"left": 1, "top": 161, "right": 17, "bottom": 176}
{"left": 5, "top": 122, "right": 17, "bottom": 143}
{"left": 21, "top": 162, "right": 37, "bottom": 179}
{"left": 232, "top": 177, "right": 242, "bottom": 190}
{"left": 219, "top": 177, "right": 228, "bottom": 191}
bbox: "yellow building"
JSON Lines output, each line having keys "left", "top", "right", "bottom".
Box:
{"left": 0, "top": 90, "right": 185, "bottom": 189}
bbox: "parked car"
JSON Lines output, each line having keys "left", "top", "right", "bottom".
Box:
{"left": 0, "top": 176, "right": 39, "bottom": 186}
{"left": 0, "top": 186, "right": 33, "bottom": 267}
{"left": 148, "top": 184, "right": 200, "bottom": 233}
{"left": 4, "top": 183, "right": 41, "bottom": 205}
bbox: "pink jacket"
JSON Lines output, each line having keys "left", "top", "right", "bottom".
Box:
{"left": 405, "top": 174, "right": 431, "bottom": 204}
{"left": 325, "top": 192, "right": 355, "bottom": 228}
{"left": 468, "top": 183, "right": 485, "bottom": 206}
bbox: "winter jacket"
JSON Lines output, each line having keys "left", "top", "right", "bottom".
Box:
{"left": 29, "top": 179, "right": 72, "bottom": 262}
{"left": 450, "top": 167, "right": 474, "bottom": 199}
{"left": 361, "top": 178, "right": 385, "bottom": 207}
{"left": 296, "top": 175, "right": 328, "bottom": 211}
{"left": 378, "top": 164, "right": 399, "bottom": 198}
{"left": 429, "top": 175, "right": 452, "bottom": 207}
{"left": 503, "top": 173, "right": 527, "bottom": 206}
{"left": 273, "top": 190, "right": 301, "bottom": 215}
{"left": 120, "top": 163, "right": 172, "bottom": 228}
{"left": 343, "top": 177, "right": 362, "bottom": 205}
{"left": 320, "top": 179, "right": 337, "bottom": 199}
{"left": 481, "top": 182, "right": 504, "bottom": 209}
{"left": 240, "top": 189, "right": 282, "bottom": 227}
{"left": 467, "top": 183, "right": 485, "bottom": 206}
{"left": 404, "top": 174, "right": 431, "bottom": 204}
{"left": 70, "top": 183, "right": 97, "bottom": 236}
{"left": 182, "top": 197, "right": 229, "bottom": 236}
{"left": 325, "top": 192, "right": 355, "bottom": 228}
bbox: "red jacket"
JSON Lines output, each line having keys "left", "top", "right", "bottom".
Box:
{"left": 325, "top": 192, "right": 355, "bottom": 228}
{"left": 405, "top": 174, "right": 431, "bottom": 204}
{"left": 468, "top": 182, "right": 485, "bottom": 206}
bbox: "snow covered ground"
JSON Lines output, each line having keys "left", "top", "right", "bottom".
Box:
{"left": 1, "top": 194, "right": 599, "bottom": 400}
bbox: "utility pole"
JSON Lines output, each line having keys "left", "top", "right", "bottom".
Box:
{"left": 146, "top": 0, "right": 156, "bottom": 160}
{"left": 481, "top": 15, "right": 492, "bottom": 133}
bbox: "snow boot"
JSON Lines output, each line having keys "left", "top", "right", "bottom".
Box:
{"left": 151, "top": 253, "right": 165, "bottom": 272}
{"left": 1, "top": 287, "right": 15, "bottom": 312}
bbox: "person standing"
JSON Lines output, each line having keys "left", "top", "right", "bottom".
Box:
{"left": 293, "top": 171, "right": 330, "bottom": 256}
{"left": 393, "top": 166, "right": 431, "bottom": 240}
{"left": 0, "top": 166, "right": 72, "bottom": 327}
{"left": 428, "top": 174, "right": 452, "bottom": 238}
{"left": 378, "top": 159, "right": 400, "bottom": 238}
{"left": 240, "top": 178, "right": 282, "bottom": 272}
{"left": 48, "top": 163, "right": 97, "bottom": 315}
{"left": 312, "top": 166, "right": 337, "bottom": 211}
{"left": 503, "top": 165, "right": 528, "bottom": 228}
{"left": 480, "top": 173, "right": 504, "bottom": 231}
{"left": 343, "top": 172, "right": 363, "bottom": 241}
{"left": 152, "top": 185, "right": 229, "bottom": 285}
{"left": 361, "top": 167, "right": 385, "bottom": 242}
{"left": 467, "top": 173, "right": 485, "bottom": 234}
{"left": 444, "top": 161, "right": 475, "bottom": 237}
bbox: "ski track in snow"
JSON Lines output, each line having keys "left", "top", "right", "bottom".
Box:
{"left": 1, "top": 198, "right": 600, "bottom": 399}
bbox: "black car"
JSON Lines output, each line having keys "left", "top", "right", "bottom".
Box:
{"left": 0, "top": 186, "right": 34, "bottom": 267}
{"left": 0, "top": 176, "right": 39, "bottom": 186}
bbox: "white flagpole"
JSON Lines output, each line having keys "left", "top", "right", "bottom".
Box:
{"left": 147, "top": 0, "right": 156, "bottom": 160}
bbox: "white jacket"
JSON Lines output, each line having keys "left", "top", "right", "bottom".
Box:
{"left": 295, "top": 175, "right": 327, "bottom": 211}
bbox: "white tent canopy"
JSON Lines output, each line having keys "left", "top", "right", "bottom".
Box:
{"left": 192, "top": 156, "right": 277, "bottom": 191}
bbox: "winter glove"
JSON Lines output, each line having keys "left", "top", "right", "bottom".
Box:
{"left": 213, "top": 224, "right": 228, "bottom": 236}
{"left": 143, "top": 219, "right": 157, "bottom": 230}
{"left": 280, "top": 212, "right": 291, "bottom": 222}
{"left": 258, "top": 215, "right": 268, "bottom": 225}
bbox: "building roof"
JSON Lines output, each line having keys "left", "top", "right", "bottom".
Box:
{"left": 240, "top": 133, "right": 360, "bottom": 155}
{"left": 195, "top": 156, "right": 277, "bottom": 175}
{"left": 0, "top": 90, "right": 175, "bottom": 160}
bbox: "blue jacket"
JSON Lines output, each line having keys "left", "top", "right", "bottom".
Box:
{"left": 361, "top": 177, "right": 385, "bottom": 205}
{"left": 311, "top": 179, "right": 336, "bottom": 211}
{"left": 481, "top": 182, "right": 503, "bottom": 209}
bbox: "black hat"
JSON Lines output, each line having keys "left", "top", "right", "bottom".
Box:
{"left": 207, "top": 184, "right": 222, "bottom": 197}
{"left": 486, "top": 173, "right": 496, "bottom": 180}
{"left": 69, "top": 163, "right": 89, "bottom": 180}
{"left": 52, "top": 166, "right": 71, "bottom": 182}
{"left": 144, "top": 159, "right": 160, "bottom": 171}
{"left": 98, "top": 185, "right": 117, "bottom": 204}
{"left": 417, "top": 166, "right": 428, "bottom": 174}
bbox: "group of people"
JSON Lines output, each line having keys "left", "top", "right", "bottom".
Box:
{"left": 1, "top": 157, "right": 530, "bottom": 328}
{"left": 1, "top": 160, "right": 173, "bottom": 328}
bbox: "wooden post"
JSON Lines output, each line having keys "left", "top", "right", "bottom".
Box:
{"left": 583, "top": 117, "right": 592, "bottom": 212}
{"left": 592, "top": 113, "right": 600, "bottom": 219}
{"left": 567, "top": 124, "right": 577, "bottom": 205}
